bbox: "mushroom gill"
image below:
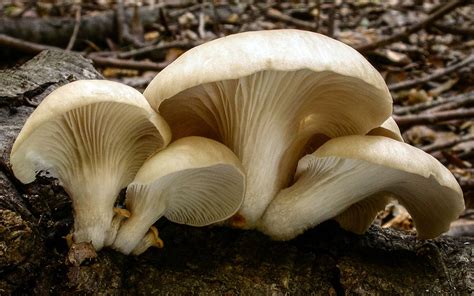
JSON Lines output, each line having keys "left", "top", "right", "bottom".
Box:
{"left": 144, "top": 29, "right": 393, "bottom": 228}
{"left": 10, "top": 80, "right": 171, "bottom": 250}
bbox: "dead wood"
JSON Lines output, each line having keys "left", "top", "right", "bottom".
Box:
{"left": 0, "top": 34, "right": 169, "bottom": 72}
{"left": 394, "top": 108, "right": 474, "bottom": 128}
{"left": 0, "top": 3, "right": 191, "bottom": 50}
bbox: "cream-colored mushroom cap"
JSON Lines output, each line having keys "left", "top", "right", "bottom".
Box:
{"left": 112, "top": 136, "right": 245, "bottom": 255}
{"left": 10, "top": 80, "right": 171, "bottom": 250}
{"left": 260, "top": 135, "right": 464, "bottom": 240}
{"left": 367, "top": 117, "right": 403, "bottom": 142}
{"left": 144, "top": 29, "right": 393, "bottom": 228}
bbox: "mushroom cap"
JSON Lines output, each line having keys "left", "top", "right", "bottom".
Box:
{"left": 130, "top": 136, "right": 245, "bottom": 226}
{"left": 10, "top": 80, "right": 171, "bottom": 250}
{"left": 144, "top": 29, "right": 393, "bottom": 228}
{"left": 367, "top": 117, "right": 403, "bottom": 142}
{"left": 260, "top": 135, "right": 464, "bottom": 240}
{"left": 144, "top": 29, "right": 390, "bottom": 103}
{"left": 11, "top": 80, "right": 171, "bottom": 184}
{"left": 112, "top": 136, "right": 245, "bottom": 254}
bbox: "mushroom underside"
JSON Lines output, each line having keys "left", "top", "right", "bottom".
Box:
{"left": 157, "top": 69, "right": 390, "bottom": 227}
{"left": 11, "top": 102, "right": 165, "bottom": 249}
{"left": 260, "top": 136, "right": 464, "bottom": 240}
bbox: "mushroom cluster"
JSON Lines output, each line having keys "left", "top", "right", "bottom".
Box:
{"left": 10, "top": 29, "right": 464, "bottom": 255}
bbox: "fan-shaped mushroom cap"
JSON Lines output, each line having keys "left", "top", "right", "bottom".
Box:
{"left": 334, "top": 117, "right": 404, "bottom": 233}
{"left": 260, "top": 135, "right": 464, "bottom": 240}
{"left": 10, "top": 80, "right": 171, "bottom": 250}
{"left": 112, "top": 136, "right": 245, "bottom": 255}
{"left": 144, "top": 29, "right": 392, "bottom": 228}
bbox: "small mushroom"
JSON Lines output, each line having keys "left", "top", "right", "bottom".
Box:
{"left": 10, "top": 80, "right": 171, "bottom": 250}
{"left": 334, "top": 117, "right": 404, "bottom": 232}
{"left": 112, "top": 136, "right": 245, "bottom": 255}
{"left": 143, "top": 29, "right": 393, "bottom": 228}
{"left": 260, "top": 135, "right": 464, "bottom": 240}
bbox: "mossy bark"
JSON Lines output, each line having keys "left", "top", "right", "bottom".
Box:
{"left": 0, "top": 50, "right": 472, "bottom": 295}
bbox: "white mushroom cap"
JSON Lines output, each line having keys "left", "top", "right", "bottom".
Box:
{"left": 10, "top": 80, "right": 171, "bottom": 250}
{"left": 260, "top": 135, "right": 464, "bottom": 240}
{"left": 143, "top": 29, "right": 392, "bottom": 228}
{"left": 112, "top": 136, "right": 245, "bottom": 255}
{"left": 367, "top": 117, "right": 403, "bottom": 142}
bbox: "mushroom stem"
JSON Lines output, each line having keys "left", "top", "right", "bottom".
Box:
{"left": 259, "top": 157, "right": 379, "bottom": 240}
{"left": 71, "top": 198, "right": 116, "bottom": 250}
{"left": 113, "top": 185, "right": 166, "bottom": 255}
{"left": 112, "top": 212, "right": 164, "bottom": 255}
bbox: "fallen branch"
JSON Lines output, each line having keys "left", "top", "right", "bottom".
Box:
{"left": 0, "top": 34, "right": 169, "bottom": 71}
{"left": 265, "top": 8, "right": 317, "bottom": 31}
{"left": 0, "top": 2, "right": 192, "bottom": 48}
{"left": 394, "top": 91, "right": 474, "bottom": 115}
{"left": 355, "top": 0, "right": 466, "bottom": 53}
{"left": 118, "top": 39, "right": 201, "bottom": 59}
{"left": 421, "top": 134, "right": 474, "bottom": 153}
{"left": 388, "top": 54, "right": 474, "bottom": 91}
{"left": 394, "top": 108, "right": 474, "bottom": 128}
{"left": 432, "top": 23, "right": 474, "bottom": 36}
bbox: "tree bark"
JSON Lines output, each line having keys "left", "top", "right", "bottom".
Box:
{"left": 0, "top": 50, "right": 472, "bottom": 295}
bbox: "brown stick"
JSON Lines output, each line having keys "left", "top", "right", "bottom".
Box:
{"left": 118, "top": 39, "right": 201, "bottom": 59}
{"left": 265, "top": 8, "right": 317, "bottom": 31}
{"left": 355, "top": 0, "right": 466, "bottom": 53}
{"left": 0, "top": 33, "right": 168, "bottom": 71}
{"left": 421, "top": 134, "right": 474, "bottom": 153}
{"left": 432, "top": 23, "right": 474, "bottom": 36}
{"left": 394, "top": 108, "right": 474, "bottom": 128}
{"left": 388, "top": 54, "right": 474, "bottom": 91}
{"left": 66, "top": 4, "right": 82, "bottom": 51}
{"left": 394, "top": 91, "right": 474, "bottom": 115}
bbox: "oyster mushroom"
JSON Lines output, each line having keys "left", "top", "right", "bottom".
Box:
{"left": 10, "top": 80, "right": 171, "bottom": 250}
{"left": 143, "top": 29, "right": 393, "bottom": 228}
{"left": 112, "top": 136, "right": 245, "bottom": 255}
{"left": 260, "top": 135, "right": 464, "bottom": 240}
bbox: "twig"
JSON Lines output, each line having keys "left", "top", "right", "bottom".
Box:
{"left": 90, "top": 54, "right": 169, "bottom": 71}
{"left": 421, "top": 134, "right": 474, "bottom": 153}
{"left": 117, "top": 40, "right": 200, "bottom": 59}
{"left": 198, "top": 9, "right": 206, "bottom": 39}
{"left": 355, "top": 0, "right": 466, "bottom": 53}
{"left": 265, "top": 8, "right": 316, "bottom": 31}
{"left": 388, "top": 54, "right": 474, "bottom": 91}
{"left": 394, "top": 108, "right": 474, "bottom": 128}
{"left": 433, "top": 23, "right": 474, "bottom": 36}
{"left": 0, "top": 33, "right": 169, "bottom": 71}
{"left": 0, "top": 33, "right": 56, "bottom": 54}
{"left": 394, "top": 91, "right": 474, "bottom": 115}
{"left": 66, "top": 3, "right": 82, "bottom": 51}
{"left": 326, "top": 0, "right": 336, "bottom": 38}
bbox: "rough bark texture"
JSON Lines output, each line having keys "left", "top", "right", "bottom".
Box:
{"left": 0, "top": 50, "right": 473, "bottom": 295}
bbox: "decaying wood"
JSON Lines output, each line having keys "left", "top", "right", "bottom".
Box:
{"left": 0, "top": 50, "right": 472, "bottom": 295}
{"left": 0, "top": 34, "right": 169, "bottom": 72}
{"left": 0, "top": 2, "right": 192, "bottom": 50}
